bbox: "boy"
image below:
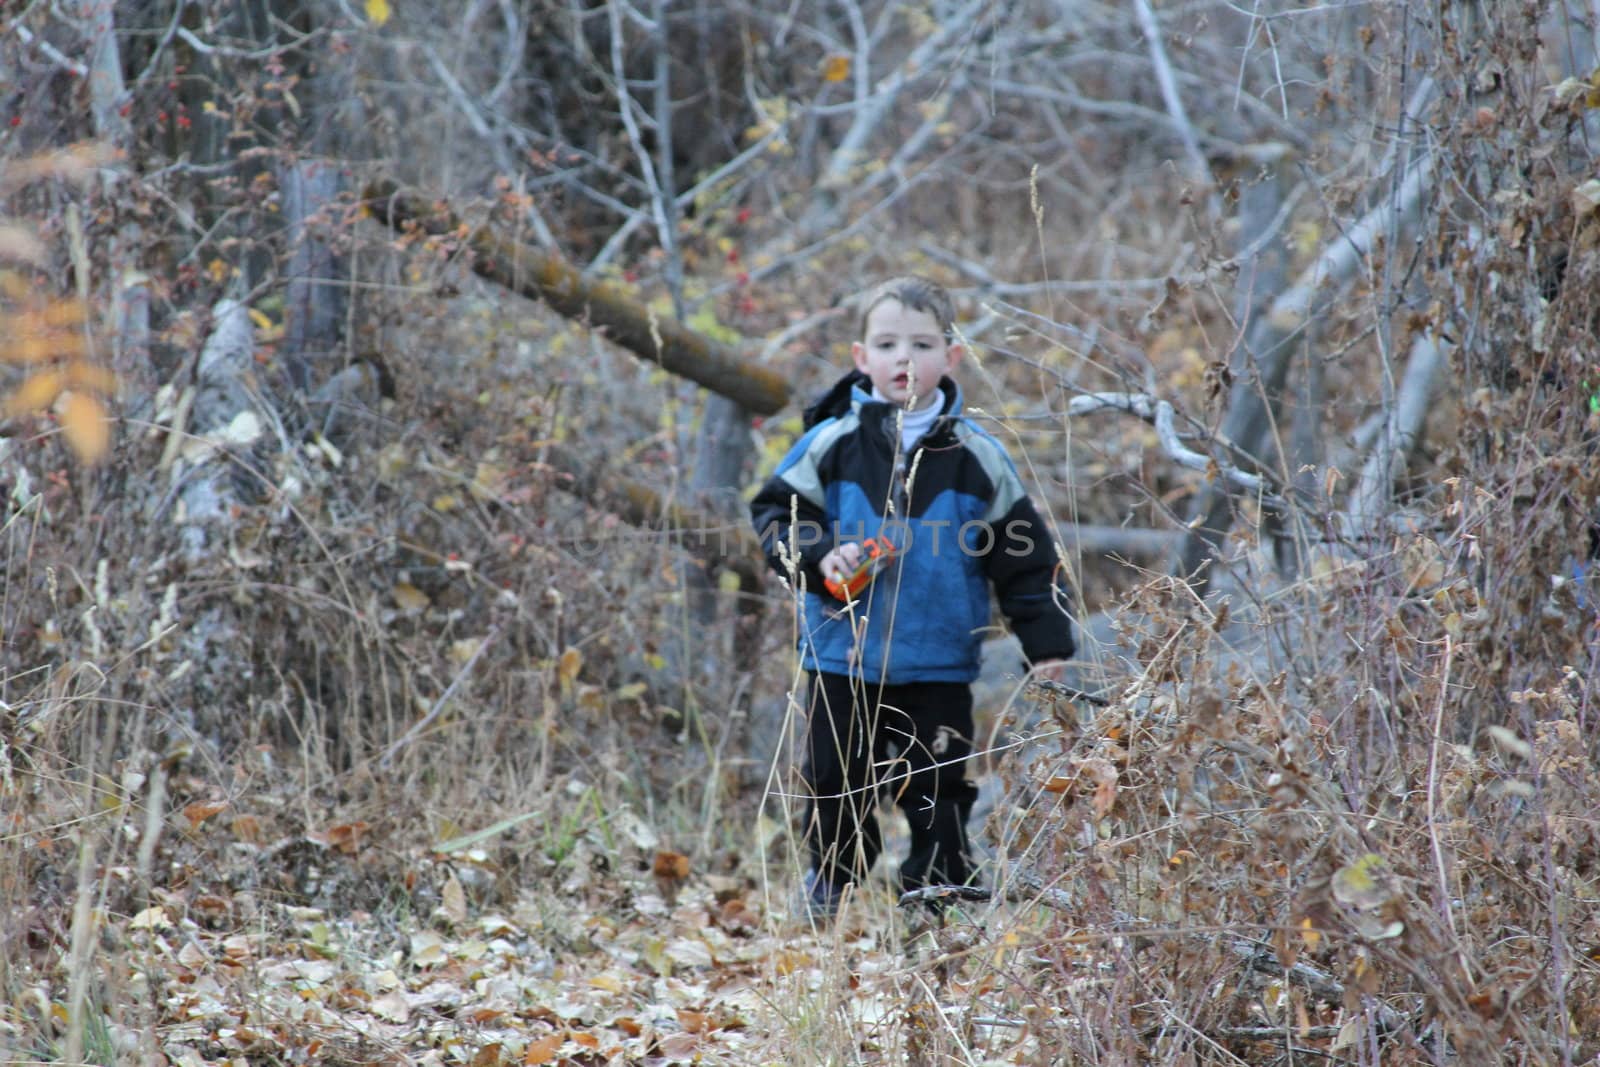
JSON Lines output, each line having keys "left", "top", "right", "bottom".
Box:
{"left": 750, "top": 276, "right": 1075, "bottom": 921}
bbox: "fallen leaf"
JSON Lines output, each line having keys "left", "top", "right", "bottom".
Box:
{"left": 677, "top": 1009, "right": 713, "bottom": 1033}
{"left": 522, "top": 1032, "right": 564, "bottom": 1064}
{"left": 657, "top": 1032, "right": 700, "bottom": 1059}
{"left": 822, "top": 54, "right": 851, "bottom": 82}
{"left": 441, "top": 874, "right": 468, "bottom": 925}
{"left": 216, "top": 409, "right": 261, "bottom": 446}
{"left": 183, "top": 800, "right": 228, "bottom": 830}
{"left": 653, "top": 850, "right": 691, "bottom": 881}
{"left": 557, "top": 647, "right": 583, "bottom": 690}
{"left": 192, "top": 894, "right": 231, "bottom": 922}
{"left": 370, "top": 989, "right": 410, "bottom": 1023}
{"left": 665, "top": 938, "right": 714, "bottom": 969}
{"left": 1573, "top": 178, "right": 1600, "bottom": 214}
{"left": 130, "top": 906, "right": 171, "bottom": 930}
{"left": 588, "top": 972, "right": 627, "bottom": 993}
{"left": 470, "top": 1043, "right": 506, "bottom": 1067}
{"left": 410, "top": 930, "right": 447, "bottom": 967}
{"left": 308, "top": 821, "right": 371, "bottom": 854}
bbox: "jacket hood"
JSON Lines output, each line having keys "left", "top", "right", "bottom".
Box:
{"left": 801, "top": 369, "right": 963, "bottom": 430}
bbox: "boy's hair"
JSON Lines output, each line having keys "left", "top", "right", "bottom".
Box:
{"left": 857, "top": 276, "right": 955, "bottom": 342}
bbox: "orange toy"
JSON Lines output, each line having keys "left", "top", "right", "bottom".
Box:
{"left": 824, "top": 537, "right": 899, "bottom": 601}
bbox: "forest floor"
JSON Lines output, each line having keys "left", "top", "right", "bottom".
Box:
{"left": 8, "top": 754, "right": 1079, "bottom": 1066}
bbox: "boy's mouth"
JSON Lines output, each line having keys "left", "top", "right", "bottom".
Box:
{"left": 892, "top": 374, "right": 909, "bottom": 388}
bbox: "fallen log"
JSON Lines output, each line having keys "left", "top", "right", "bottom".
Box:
{"left": 363, "top": 179, "right": 791, "bottom": 416}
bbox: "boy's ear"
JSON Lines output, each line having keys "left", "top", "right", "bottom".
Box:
{"left": 945, "top": 342, "right": 965, "bottom": 371}
{"left": 851, "top": 341, "right": 868, "bottom": 371}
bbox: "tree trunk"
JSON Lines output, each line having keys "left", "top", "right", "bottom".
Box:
{"left": 1348, "top": 333, "right": 1445, "bottom": 535}
{"left": 280, "top": 160, "right": 349, "bottom": 392}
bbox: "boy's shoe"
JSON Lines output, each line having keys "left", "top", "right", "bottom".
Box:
{"left": 796, "top": 869, "right": 845, "bottom": 924}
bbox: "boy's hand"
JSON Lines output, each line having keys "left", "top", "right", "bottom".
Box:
{"left": 820, "top": 542, "right": 864, "bottom": 585}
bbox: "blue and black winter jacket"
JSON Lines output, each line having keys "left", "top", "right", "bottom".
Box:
{"left": 750, "top": 370, "right": 1074, "bottom": 684}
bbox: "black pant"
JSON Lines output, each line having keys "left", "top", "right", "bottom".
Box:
{"left": 802, "top": 671, "right": 979, "bottom": 892}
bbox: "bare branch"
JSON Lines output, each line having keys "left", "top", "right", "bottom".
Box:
{"left": 13, "top": 23, "right": 88, "bottom": 78}
{"left": 1176, "top": 150, "right": 1436, "bottom": 583}
{"left": 423, "top": 44, "right": 561, "bottom": 251}
{"left": 1067, "top": 392, "right": 1279, "bottom": 504}
{"left": 1131, "top": 0, "right": 1215, "bottom": 195}
{"left": 797, "top": 0, "right": 993, "bottom": 234}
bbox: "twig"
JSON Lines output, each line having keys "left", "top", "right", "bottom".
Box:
{"left": 1131, "top": 0, "right": 1215, "bottom": 200}
{"left": 1066, "top": 391, "right": 1281, "bottom": 504}
{"left": 899, "top": 884, "right": 993, "bottom": 906}
{"left": 422, "top": 45, "right": 560, "bottom": 251}
{"left": 1425, "top": 634, "right": 1470, "bottom": 978}
{"left": 14, "top": 23, "right": 89, "bottom": 77}
{"left": 608, "top": 0, "right": 680, "bottom": 299}
{"left": 377, "top": 623, "right": 503, "bottom": 769}
{"left": 1026, "top": 678, "right": 1114, "bottom": 707}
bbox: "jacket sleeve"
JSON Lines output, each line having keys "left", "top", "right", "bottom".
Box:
{"left": 749, "top": 423, "right": 837, "bottom": 595}
{"left": 980, "top": 464, "right": 1076, "bottom": 665}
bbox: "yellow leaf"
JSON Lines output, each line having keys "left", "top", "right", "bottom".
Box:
{"left": 206, "top": 258, "right": 230, "bottom": 285}
{"left": 4, "top": 369, "right": 64, "bottom": 415}
{"left": 392, "top": 582, "right": 430, "bottom": 614}
{"left": 470, "top": 460, "right": 507, "bottom": 500}
{"left": 1299, "top": 916, "right": 1321, "bottom": 951}
{"left": 822, "top": 54, "right": 850, "bottom": 83}
{"left": 65, "top": 362, "right": 117, "bottom": 395}
{"left": 557, "top": 647, "right": 583, "bottom": 689}
{"left": 61, "top": 391, "right": 111, "bottom": 462}
{"left": 365, "top": 0, "right": 391, "bottom": 25}
{"left": 1331, "top": 853, "right": 1388, "bottom": 909}
{"left": 247, "top": 307, "right": 273, "bottom": 331}
{"left": 431, "top": 493, "right": 460, "bottom": 513}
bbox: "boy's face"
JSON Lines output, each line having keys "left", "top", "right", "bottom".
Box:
{"left": 851, "top": 299, "right": 963, "bottom": 410}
